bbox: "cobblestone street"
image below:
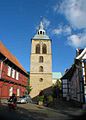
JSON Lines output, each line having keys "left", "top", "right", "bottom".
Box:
{"left": 0, "top": 98, "right": 85, "bottom": 120}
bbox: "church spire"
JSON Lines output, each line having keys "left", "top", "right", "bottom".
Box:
{"left": 33, "top": 21, "right": 50, "bottom": 40}
{"left": 37, "top": 21, "right": 45, "bottom": 35}
{"left": 39, "top": 21, "right": 44, "bottom": 30}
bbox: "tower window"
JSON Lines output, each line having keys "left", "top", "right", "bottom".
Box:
{"left": 42, "top": 44, "right": 47, "bottom": 54}
{"left": 39, "top": 56, "right": 43, "bottom": 63}
{"left": 39, "top": 78, "right": 43, "bottom": 82}
{"left": 39, "top": 66, "right": 43, "bottom": 72}
{"left": 40, "top": 31, "right": 42, "bottom": 34}
{"left": 36, "top": 44, "right": 40, "bottom": 54}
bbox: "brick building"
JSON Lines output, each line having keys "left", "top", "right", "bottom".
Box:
{"left": 0, "top": 41, "right": 29, "bottom": 98}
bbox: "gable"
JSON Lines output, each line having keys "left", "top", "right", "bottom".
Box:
{"left": 76, "top": 48, "right": 86, "bottom": 60}
{"left": 0, "top": 41, "right": 27, "bottom": 74}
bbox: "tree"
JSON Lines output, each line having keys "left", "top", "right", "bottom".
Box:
{"left": 52, "top": 79, "right": 62, "bottom": 98}
{"left": 25, "top": 72, "right": 32, "bottom": 95}
{"left": 25, "top": 85, "right": 32, "bottom": 94}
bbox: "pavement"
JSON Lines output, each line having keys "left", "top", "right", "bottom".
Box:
{"left": 0, "top": 98, "right": 86, "bottom": 120}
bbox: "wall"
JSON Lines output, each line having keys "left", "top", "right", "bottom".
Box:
{"left": 0, "top": 62, "right": 28, "bottom": 98}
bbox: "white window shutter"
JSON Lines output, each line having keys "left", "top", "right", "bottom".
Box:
{"left": 9, "top": 87, "right": 13, "bottom": 96}
{"left": 7, "top": 66, "right": 11, "bottom": 76}
{"left": 16, "top": 72, "right": 19, "bottom": 80}
{"left": 12, "top": 69, "right": 15, "bottom": 78}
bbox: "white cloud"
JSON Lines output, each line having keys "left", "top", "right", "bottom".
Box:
{"left": 42, "top": 17, "right": 50, "bottom": 29}
{"left": 36, "top": 17, "right": 50, "bottom": 30}
{"left": 55, "top": 0, "right": 86, "bottom": 29}
{"left": 52, "top": 25, "right": 72, "bottom": 35}
{"left": 67, "top": 33, "right": 86, "bottom": 48}
{"left": 52, "top": 28, "right": 62, "bottom": 35}
{"left": 63, "top": 26, "right": 72, "bottom": 35}
{"left": 53, "top": 4, "right": 59, "bottom": 12}
{"left": 53, "top": 0, "right": 86, "bottom": 48}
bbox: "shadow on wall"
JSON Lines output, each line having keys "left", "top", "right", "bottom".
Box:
{"left": 32, "top": 86, "right": 53, "bottom": 102}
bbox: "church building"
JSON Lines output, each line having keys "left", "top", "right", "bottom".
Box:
{"left": 30, "top": 22, "right": 52, "bottom": 98}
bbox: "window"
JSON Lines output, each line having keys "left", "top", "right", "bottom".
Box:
{"left": 36, "top": 44, "right": 40, "bottom": 54}
{"left": 39, "top": 78, "right": 43, "bottom": 82}
{"left": 39, "top": 56, "right": 43, "bottom": 63}
{"left": 12, "top": 69, "right": 15, "bottom": 78}
{"left": 7, "top": 66, "right": 11, "bottom": 76}
{"left": 42, "top": 44, "right": 47, "bottom": 54}
{"left": 40, "top": 31, "right": 42, "bottom": 34}
{"left": 39, "top": 66, "right": 43, "bottom": 72}
{"left": 16, "top": 71, "right": 19, "bottom": 80}
{"left": 17, "top": 88, "right": 20, "bottom": 96}
{"left": 9, "top": 87, "right": 13, "bottom": 96}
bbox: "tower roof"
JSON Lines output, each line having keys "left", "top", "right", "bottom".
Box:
{"left": 33, "top": 21, "right": 50, "bottom": 40}
{"left": 39, "top": 21, "right": 44, "bottom": 30}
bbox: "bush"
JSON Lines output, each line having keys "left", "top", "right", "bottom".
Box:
{"left": 47, "top": 95, "right": 53, "bottom": 103}
{"left": 38, "top": 95, "right": 44, "bottom": 102}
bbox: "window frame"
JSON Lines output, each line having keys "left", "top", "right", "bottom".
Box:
{"left": 36, "top": 44, "right": 40, "bottom": 54}
{"left": 39, "top": 78, "right": 43, "bottom": 82}
{"left": 39, "top": 56, "right": 43, "bottom": 63}
{"left": 39, "top": 66, "right": 43, "bottom": 72}
{"left": 42, "top": 44, "right": 47, "bottom": 54}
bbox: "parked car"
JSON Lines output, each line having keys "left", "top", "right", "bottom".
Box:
{"left": 17, "top": 95, "right": 32, "bottom": 104}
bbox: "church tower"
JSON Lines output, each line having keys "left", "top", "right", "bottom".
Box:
{"left": 30, "top": 22, "right": 52, "bottom": 98}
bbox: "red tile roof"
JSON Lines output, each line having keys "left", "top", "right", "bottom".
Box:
{"left": 0, "top": 41, "right": 27, "bottom": 74}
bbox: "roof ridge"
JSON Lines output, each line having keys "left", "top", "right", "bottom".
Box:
{"left": 0, "top": 41, "right": 27, "bottom": 74}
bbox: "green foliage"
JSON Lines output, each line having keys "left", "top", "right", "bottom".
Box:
{"left": 52, "top": 80, "right": 62, "bottom": 98}
{"left": 38, "top": 95, "right": 44, "bottom": 102}
{"left": 26, "top": 85, "right": 32, "bottom": 94}
{"left": 47, "top": 95, "right": 53, "bottom": 103}
{"left": 53, "top": 80, "right": 62, "bottom": 90}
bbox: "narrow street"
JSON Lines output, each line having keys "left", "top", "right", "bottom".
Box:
{"left": 0, "top": 99, "right": 85, "bottom": 120}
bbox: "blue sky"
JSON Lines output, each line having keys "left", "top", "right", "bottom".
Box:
{"left": 0, "top": 0, "right": 86, "bottom": 74}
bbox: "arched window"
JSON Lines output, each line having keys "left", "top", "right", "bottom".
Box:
{"left": 36, "top": 44, "right": 40, "bottom": 54}
{"left": 39, "top": 56, "right": 43, "bottom": 63}
{"left": 39, "top": 66, "right": 43, "bottom": 72}
{"left": 40, "top": 31, "right": 42, "bottom": 34}
{"left": 42, "top": 44, "right": 47, "bottom": 54}
{"left": 39, "top": 78, "right": 43, "bottom": 82}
